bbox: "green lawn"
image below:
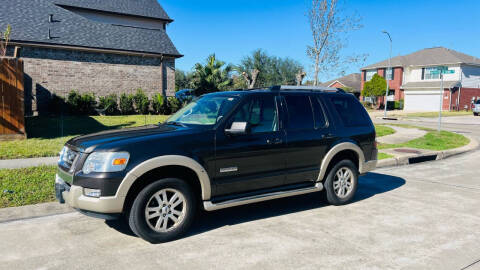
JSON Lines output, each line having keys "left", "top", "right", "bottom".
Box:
{"left": 0, "top": 115, "right": 169, "bottom": 159}
{"left": 0, "top": 166, "right": 57, "bottom": 208}
{"left": 378, "top": 152, "right": 393, "bottom": 160}
{"left": 375, "top": 125, "right": 396, "bottom": 137}
{"left": 379, "top": 130, "right": 470, "bottom": 151}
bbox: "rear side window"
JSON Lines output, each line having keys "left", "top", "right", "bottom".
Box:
{"left": 312, "top": 97, "right": 327, "bottom": 129}
{"left": 329, "top": 96, "right": 369, "bottom": 127}
{"left": 284, "top": 95, "right": 314, "bottom": 131}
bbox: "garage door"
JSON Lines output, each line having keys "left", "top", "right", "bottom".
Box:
{"left": 404, "top": 91, "right": 441, "bottom": 111}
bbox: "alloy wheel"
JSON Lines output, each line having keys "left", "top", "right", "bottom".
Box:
{"left": 333, "top": 167, "right": 354, "bottom": 198}
{"left": 144, "top": 188, "right": 186, "bottom": 232}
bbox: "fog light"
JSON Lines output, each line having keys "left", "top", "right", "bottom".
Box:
{"left": 83, "top": 188, "right": 101, "bottom": 198}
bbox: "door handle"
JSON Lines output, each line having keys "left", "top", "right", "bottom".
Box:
{"left": 267, "top": 138, "right": 283, "bottom": 145}
{"left": 321, "top": 133, "right": 333, "bottom": 139}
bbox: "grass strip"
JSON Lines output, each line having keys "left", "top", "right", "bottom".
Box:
{"left": 0, "top": 115, "right": 169, "bottom": 159}
{"left": 375, "top": 125, "right": 396, "bottom": 137}
{"left": 0, "top": 166, "right": 57, "bottom": 208}
{"left": 378, "top": 130, "right": 469, "bottom": 151}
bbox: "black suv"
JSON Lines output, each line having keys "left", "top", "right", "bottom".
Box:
{"left": 55, "top": 86, "right": 377, "bottom": 243}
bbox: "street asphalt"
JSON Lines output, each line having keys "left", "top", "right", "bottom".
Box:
{"left": 0, "top": 116, "right": 479, "bottom": 270}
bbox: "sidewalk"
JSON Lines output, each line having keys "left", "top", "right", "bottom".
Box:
{"left": 377, "top": 125, "right": 426, "bottom": 144}
{"left": 0, "top": 156, "right": 58, "bottom": 169}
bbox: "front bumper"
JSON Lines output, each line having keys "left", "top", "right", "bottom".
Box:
{"left": 55, "top": 174, "right": 124, "bottom": 214}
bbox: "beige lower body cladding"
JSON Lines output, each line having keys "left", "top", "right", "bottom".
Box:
{"left": 17, "top": 46, "right": 176, "bottom": 115}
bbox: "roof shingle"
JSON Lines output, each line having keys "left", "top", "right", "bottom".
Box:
{"left": 320, "top": 73, "right": 362, "bottom": 93}
{"left": 362, "top": 47, "right": 480, "bottom": 70}
{"left": 0, "top": 0, "right": 180, "bottom": 56}
{"left": 53, "top": 0, "right": 172, "bottom": 21}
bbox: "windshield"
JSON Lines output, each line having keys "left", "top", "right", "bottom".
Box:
{"left": 476, "top": 100, "right": 480, "bottom": 104}
{"left": 166, "top": 95, "right": 240, "bottom": 125}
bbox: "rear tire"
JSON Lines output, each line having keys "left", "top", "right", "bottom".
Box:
{"left": 474, "top": 112, "right": 478, "bottom": 116}
{"left": 323, "top": 160, "right": 359, "bottom": 206}
{"left": 128, "top": 178, "right": 196, "bottom": 243}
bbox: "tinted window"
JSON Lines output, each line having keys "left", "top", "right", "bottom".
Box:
{"left": 330, "top": 96, "right": 369, "bottom": 127}
{"left": 312, "top": 97, "right": 327, "bottom": 129}
{"left": 284, "top": 95, "right": 315, "bottom": 131}
{"left": 230, "top": 96, "right": 278, "bottom": 133}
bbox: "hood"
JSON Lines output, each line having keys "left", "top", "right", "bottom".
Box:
{"left": 66, "top": 124, "right": 179, "bottom": 152}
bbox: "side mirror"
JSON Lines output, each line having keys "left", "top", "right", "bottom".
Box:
{"left": 225, "top": 122, "right": 248, "bottom": 135}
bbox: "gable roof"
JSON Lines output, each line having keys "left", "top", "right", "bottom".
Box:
{"left": 320, "top": 73, "right": 362, "bottom": 93}
{"left": 53, "top": 0, "right": 172, "bottom": 21}
{"left": 361, "top": 47, "right": 480, "bottom": 70}
{"left": 0, "top": 0, "right": 181, "bottom": 57}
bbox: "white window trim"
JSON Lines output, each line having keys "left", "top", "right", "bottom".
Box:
{"left": 424, "top": 67, "right": 441, "bottom": 80}
{"left": 365, "top": 69, "right": 377, "bottom": 81}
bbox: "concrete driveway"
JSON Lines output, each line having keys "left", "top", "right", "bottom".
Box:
{"left": 1, "top": 120, "right": 479, "bottom": 270}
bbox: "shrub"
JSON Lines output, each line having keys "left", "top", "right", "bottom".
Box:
{"left": 395, "top": 99, "right": 404, "bottom": 110}
{"left": 98, "top": 94, "right": 119, "bottom": 115}
{"left": 119, "top": 93, "right": 135, "bottom": 115}
{"left": 134, "top": 89, "right": 150, "bottom": 114}
{"left": 66, "top": 90, "right": 96, "bottom": 115}
{"left": 168, "top": 97, "right": 182, "bottom": 114}
{"left": 152, "top": 93, "right": 168, "bottom": 114}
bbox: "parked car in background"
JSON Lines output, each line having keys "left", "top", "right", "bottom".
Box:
{"left": 474, "top": 100, "right": 480, "bottom": 116}
{"left": 55, "top": 85, "right": 377, "bottom": 243}
{"left": 175, "top": 89, "right": 196, "bottom": 103}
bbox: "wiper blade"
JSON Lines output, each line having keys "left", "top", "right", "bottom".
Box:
{"left": 165, "top": 121, "right": 187, "bottom": 127}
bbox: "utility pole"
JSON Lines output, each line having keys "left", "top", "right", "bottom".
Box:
{"left": 382, "top": 31, "right": 392, "bottom": 118}
{"left": 438, "top": 73, "right": 443, "bottom": 132}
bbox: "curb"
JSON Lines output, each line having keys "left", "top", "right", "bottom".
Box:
{"left": 0, "top": 202, "right": 74, "bottom": 224}
{"left": 377, "top": 134, "right": 478, "bottom": 168}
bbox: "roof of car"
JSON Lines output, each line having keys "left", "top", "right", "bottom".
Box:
{"left": 203, "top": 87, "right": 347, "bottom": 98}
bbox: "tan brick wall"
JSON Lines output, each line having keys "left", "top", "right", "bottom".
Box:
{"left": 18, "top": 46, "right": 176, "bottom": 115}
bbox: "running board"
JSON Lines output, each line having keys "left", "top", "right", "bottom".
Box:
{"left": 203, "top": 182, "right": 323, "bottom": 211}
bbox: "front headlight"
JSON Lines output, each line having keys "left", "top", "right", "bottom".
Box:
{"left": 82, "top": 152, "right": 130, "bottom": 174}
{"left": 58, "top": 146, "right": 67, "bottom": 163}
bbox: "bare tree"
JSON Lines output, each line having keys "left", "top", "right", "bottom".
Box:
{"left": 296, "top": 70, "right": 306, "bottom": 86}
{"left": 0, "top": 25, "right": 11, "bottom": 57}
{"left": 241, "top": 69, "right": 259, "bottom": 89}
{"left": 307, "top": 0, "right": 364, "bottom": 85}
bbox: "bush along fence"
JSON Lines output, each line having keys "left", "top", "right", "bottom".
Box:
{"left": 50, "top": 89, "right": 184, "bottom": 116}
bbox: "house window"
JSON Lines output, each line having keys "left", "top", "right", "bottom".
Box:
{"left": 386, "top": 68, "right": 394, "bottom": 80}
{"left": 423, "top": 67, "right": 441, "bottom": 80}
{"left": 365, "top": 69, "right": 376, "bottom": 81}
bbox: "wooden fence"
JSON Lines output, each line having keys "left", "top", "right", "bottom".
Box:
{"left": 0, "top": 58, "right": 25, "bottom": 140}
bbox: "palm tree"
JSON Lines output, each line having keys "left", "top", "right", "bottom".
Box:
{"left": 193, "top": 54, "right": 233, "bottom": 95}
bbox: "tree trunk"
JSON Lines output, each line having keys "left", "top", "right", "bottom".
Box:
{"left": 242, "top": 69, "right": 260, "bottom": 89}
{"left": 313, "top": 54, "right": 320, "bottom": 86}
{"left": 250, "top": 69, "right": 259, "bottom": 88}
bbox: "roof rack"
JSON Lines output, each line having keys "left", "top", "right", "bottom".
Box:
{"left": 269, "top": 85, "right": 345, "bottom": 93}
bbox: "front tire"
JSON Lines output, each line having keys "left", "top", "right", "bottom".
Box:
{"left": 323, "top": 160, "right": 359, "bottom": 205}
{"left": 128, "top": 178, "right": 196, "bottom": 243}
{"left": 474, "top": 112, "right": 478, "bottom": 116}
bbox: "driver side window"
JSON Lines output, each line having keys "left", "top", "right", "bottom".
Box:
{"left": 229, "top": 96, "right": 279, "bottom": 134}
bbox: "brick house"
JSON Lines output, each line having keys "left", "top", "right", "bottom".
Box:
{"left": 0, "top": 0, "right": 181, "bottom": 115}
{"left": 320, "top": 73, "right": 362, "bottom": 98}
{"left": 361, "top": 47, "right": 480, "bottom": 111}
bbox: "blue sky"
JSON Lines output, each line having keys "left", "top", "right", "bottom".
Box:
{"left": 161, "top": 0, "right": 480, "bottom": 82}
